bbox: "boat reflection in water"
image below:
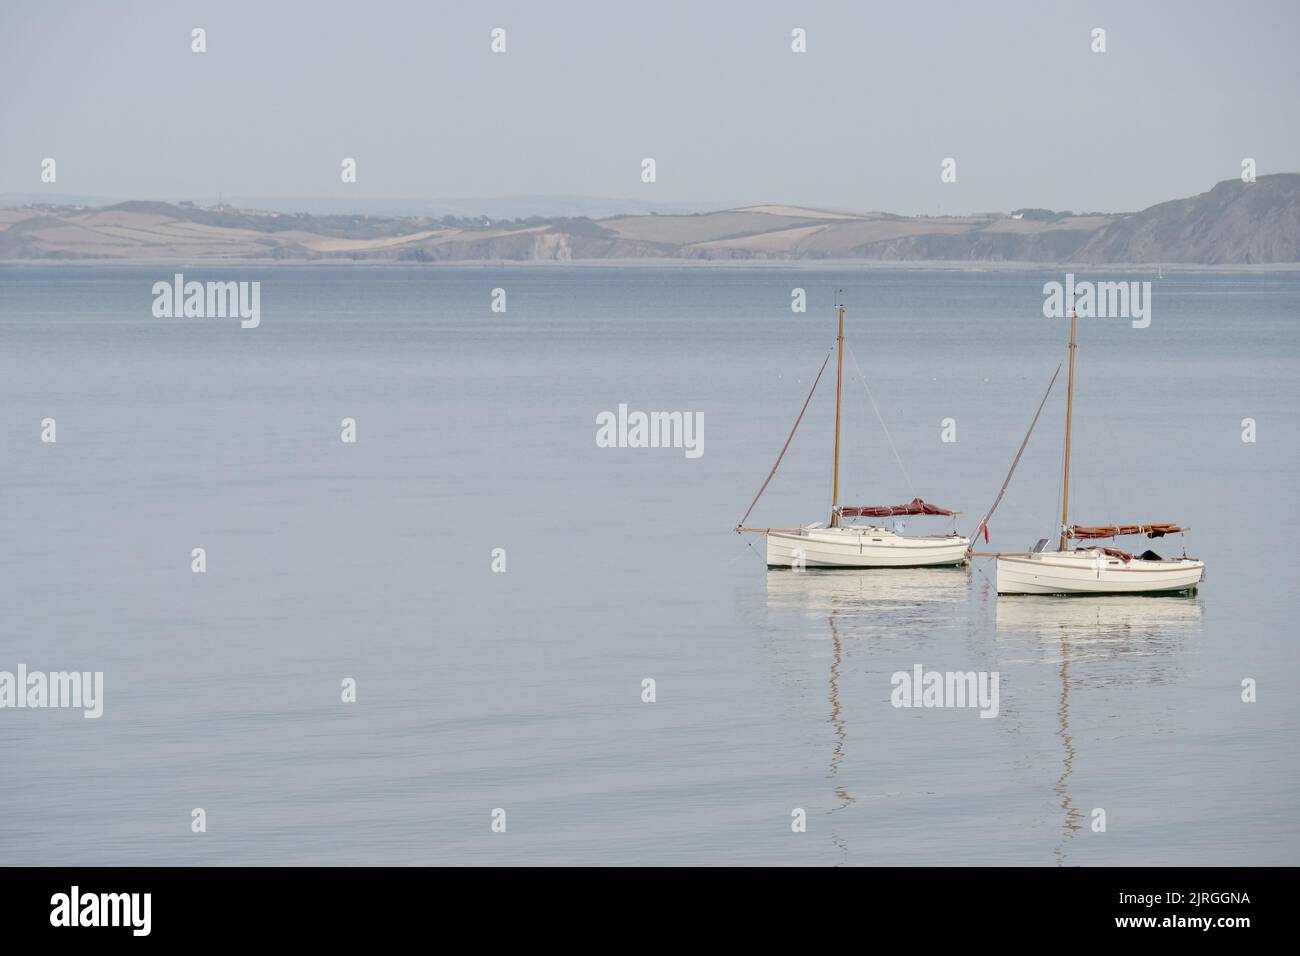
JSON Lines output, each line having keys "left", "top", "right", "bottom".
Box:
{"left": 996, "top": 595, "right": 1203, "bottom": 864}
{"left": 764, "top": 566, "right": 968, "bottom": 615}
{"left": 766, "top": 568, "right": 967, "bottom": 863}
{"left": 994, "top": 594, "right": 1203, "bottom": 660}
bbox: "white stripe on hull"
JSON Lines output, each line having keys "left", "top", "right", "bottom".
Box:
{"left": 995, "top": 550, "right": 1204, "bottom": 595}
{"left": 766, "top": 527, "right": 970, "bottom": 568}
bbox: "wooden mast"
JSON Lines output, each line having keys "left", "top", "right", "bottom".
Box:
{"left": 1058, "top": 309, "right": 1078, "bottom": 551}
{"left": 830, "top": 304, "right": 846, "bottom": 527}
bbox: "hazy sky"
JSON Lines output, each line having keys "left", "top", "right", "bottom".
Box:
{"left": 2, "top": 0, "right": 1297, "bottom": 215}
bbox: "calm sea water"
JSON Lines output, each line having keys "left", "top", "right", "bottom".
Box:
{"left": 1, "top": 265, "right": 1296, "bottom": 866}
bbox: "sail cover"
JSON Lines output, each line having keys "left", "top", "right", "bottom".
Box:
{"left": 1069, "top": 523, "right": 1185, "bottom": 540}
{"left": 839, "top": 498, "right": 958, "bottom": 518}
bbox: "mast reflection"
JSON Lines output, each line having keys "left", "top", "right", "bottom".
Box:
{"left": 996, "top": 596, "right": 1203, "bottom": 865}
{"left": 768, "top": 567, "right": 968, "bottom": 863}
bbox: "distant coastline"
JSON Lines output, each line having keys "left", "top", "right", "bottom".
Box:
{"left": 3, "top": 174, "right": 1297, "bottom": 266}
{"left": 5, "top": 258, "right": 1299, "bottom": 273}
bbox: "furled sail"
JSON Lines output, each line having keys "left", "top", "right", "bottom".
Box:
{"left": 839, "top": 498, "right": 959, "bottom": 518}
{"left": 1069, "top": 523, "right": 1185, "bottom": 540}
{"left": 1097, "top": 546, "right": 1134, "bottom": 561}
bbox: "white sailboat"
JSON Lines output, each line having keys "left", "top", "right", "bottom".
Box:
{"left": 737, "top": 304, "right": 970, "bottom": 568}
{"left": 989, "top": 310, "right": 1205, "bottom": 595}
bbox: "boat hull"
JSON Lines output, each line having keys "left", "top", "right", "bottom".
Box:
{"left": 995, "top": 549, "right": 1204, "bottom": 595}
{"left": 766, "top": 527, "right": 970, "bottom": 568}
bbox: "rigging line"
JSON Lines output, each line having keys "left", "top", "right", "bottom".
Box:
{"left": 970, "top": 362, "right": 1063, "bottom": 551}
{"left": 736, "top": 350, "right": 833, "bottom": 530}
{"left": 729, "top": 538, "right": 769, "bottom": 566}
{"left": 1086, "top": 351, "right": 1119, "bottom": 532}
{"left": 844, "top": 341, "right": 917, "bottom": 500}
{"left": 1054, "top": 427, "right": 1065, "bottom": 544}
{"left": 1053, "top": 359, "right": 1067, "bottom": 543}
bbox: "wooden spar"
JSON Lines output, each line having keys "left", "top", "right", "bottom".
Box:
{"left": 830, "top": 304, "right": 846, "bottom": 527}
{"left": 1058, "top": 309, "right": 1078, "bottom": 552}
{"left": 967, "top": 362, "right": 1062, "bottom": 554}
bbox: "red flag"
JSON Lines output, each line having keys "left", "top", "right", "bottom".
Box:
{"left": 983, "top": 524, "right": 989, "bottom": 544}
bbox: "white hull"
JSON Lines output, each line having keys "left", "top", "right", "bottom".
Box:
{"left": 766, "top": 526, "right": 970, "bottom": 568}
{"left": 995, "top": 548, "right": 1204, "bottom": 595}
